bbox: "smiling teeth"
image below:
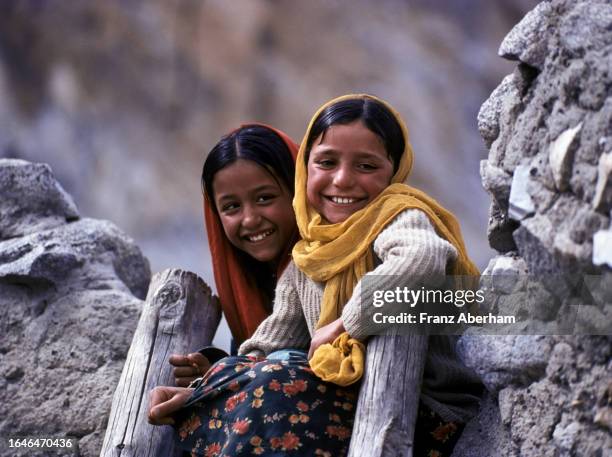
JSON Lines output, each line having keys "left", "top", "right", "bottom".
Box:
{"left": 248, "top": 230, "right": 273, "bottom": 242}
{"left": 331, "top": 197, "right": 357, "bottom": 204}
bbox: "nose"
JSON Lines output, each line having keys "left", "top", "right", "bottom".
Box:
{"left": 332, "top": 165, "right": 354, "bottom": 188}
{"left": 241, "top": 204, "right": 262, "bottom": 229}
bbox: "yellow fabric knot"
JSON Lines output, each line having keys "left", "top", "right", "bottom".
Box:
{"left": 309, "top": 333, "right": 365, "bottom": 386}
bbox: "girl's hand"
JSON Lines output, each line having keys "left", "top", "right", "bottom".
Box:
{"left": 148, "top": 386, "right": 193, "bottom": 425}
{"left": 308, "top": 318, "right": 346, "bottom": 359}
{"left": 169, "top": 353, "right": 211, "bottom": 387}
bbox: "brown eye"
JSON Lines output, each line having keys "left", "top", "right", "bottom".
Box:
{"left": 316, "top": 159, "right": 335, "bottom": 168}
{"left": 221, "top": 202, "right": 239, "bottom": 212}
{"left": 358, "top": 163, "right": 377, "bottom": 170}
{"left": 256, "top": 194, "right": 276, "bottom": 203}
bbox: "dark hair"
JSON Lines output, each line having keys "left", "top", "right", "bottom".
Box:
{"left": 305, "top": 97, "right": 405, "bottom": 172}
{"left": 202, "top": 125, "right": 295, "bottom": 212}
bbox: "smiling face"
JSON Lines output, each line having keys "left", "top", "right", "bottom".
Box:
{"left": 212, "top": 159, "right": 296, "bottom": 264}
{"left": 306, "top": 120, "right": 395, "bottom": 224}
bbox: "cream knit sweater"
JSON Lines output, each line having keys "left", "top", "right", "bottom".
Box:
{"left": 239, "top": 209, "right": 482, "bottom": 422}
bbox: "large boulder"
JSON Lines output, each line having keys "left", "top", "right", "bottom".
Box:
{"left": 0, "top": 159, "right": 150, "bottom": 456}
{"left": 455, "top": 1, "right": 612, "bottom": 455}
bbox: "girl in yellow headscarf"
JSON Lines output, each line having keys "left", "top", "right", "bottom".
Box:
{"left": 239, "top": 94, "right": 482, "bottom": 455}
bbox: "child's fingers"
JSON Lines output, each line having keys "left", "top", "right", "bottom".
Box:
{"left": 148, "top": 388, "right": 174, "bottom": 425}
{"left": 174, "top": 377, "right": 194, "bottom": 388}
{"left": 187, "top": 353, "right": 210, "bottom": 370}
{"left": 307, "top": 343, "right": 315, "bottom": 360}
{"left": 148, "top": 387, "right": 190, "bottom": 425}
{"left": 148, "top": 404, "right": 175, "bottom": 426}
{"left": 168, "top": 354, "right": 190, "bottom": 367}
{"left": 173, "top": 366, "right": 200, "bottom": 378}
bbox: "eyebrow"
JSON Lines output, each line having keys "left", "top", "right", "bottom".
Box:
{"left": 311, "top": 147, "right": 388, "bottom": 161}
{"left": 216, "top": 184, "right": 279, "bottom": 202}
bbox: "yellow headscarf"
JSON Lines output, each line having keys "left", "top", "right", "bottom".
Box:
{"left": 293, "top": 94, "right": 479, "bottom": 386}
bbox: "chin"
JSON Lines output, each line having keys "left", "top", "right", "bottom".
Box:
{"left": 323, "top": 212, "right": 350, "bottom": 224}
{"left": 249, "top": 251, "right": 276, "bottom": 263}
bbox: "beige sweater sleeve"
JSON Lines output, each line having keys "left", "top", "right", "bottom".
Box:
{"left": 341, "top": 208, "right": 458, "bottom": 340}
{"left": 238, "top": 261, "right": 311, "bottom": 356}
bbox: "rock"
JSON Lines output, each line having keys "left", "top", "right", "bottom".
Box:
{"left": 487, "top": 200, "right": 519, "bottom": 253}
{"left": 593, "top": 228, "right": 612, "bottom": 268}
{"left": 472, "top": 0, "right": 612, "bottom": 453}
{"left": 559, "top": 2, "right": 612, "bottom": 56}
{"left": 593, "top": 380, "right": 612, "bottom": 431}
{"left": 0, "top": 159, "right": 79, "bottom": 240}
{"left": 498, "top": 387, "right": 516, "bottom": 426}
{"left": 567, "top": 205, "right": 609, "bottom": 245}
{"left": 549, "top": 123, "right": 582, "bottom": 191}
{"left": 593, "top": 407, "right": 612, "bottom": 432}
{"left": 574, "top": 299, "right": 612, "bottom": 336}
{"left": 513, "top": 216, "right": 563, "bottom": 276}
{"left": 457, "top": 333, "right": 553, "bottom": 392}
{"left": 450, "top": 393, "right": 515, "bottom": 457}
{"left": 508, "top": 164, "right": 535, "bottom": 221}
{"left": 569, "top": 161, "right": 598, "bottom": 203}
{"left": 552, "top": 419, "right": 580, "bottom": 452}
{"left": 483, "top": 252, "right": 528, "bottom": 277}
{"left": 480, "top": 160, "right": 512, "bottom": 206}
{"left": 0, "top": 160, "right": 150, "bottom": 456}
{"left": 553, "top": 230, "right": 592, "bottom": 264}
{"left": 508, "top": 381, "right": 567, "bottom": 455}
{"left": 482, "top": 253, "right": 528, "bottom": 295}
{"left": 592, "top": 151, "right": 612, "bottom": 213}
{"left": 498, "top": 1, "right": 554, "bottom": 70}
{"left": 481, "top": 160, "right": 521, "bottom": 252}
{"left": 0, "top": 218, "right": 150, "bottom": 299}
{"left": 477, "top": 74, "right": 519, "bottom": 150}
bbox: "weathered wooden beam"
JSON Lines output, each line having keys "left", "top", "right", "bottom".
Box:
{"left": 348, "top": 334, "right": 428, "bottom": 457}
{"left": 101, "top": 269, "right": 221, "bottom": 457}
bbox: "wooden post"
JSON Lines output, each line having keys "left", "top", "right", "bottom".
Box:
{"left": 348, "top": 334, "right": 428, "bottom": 457}
{"left": 101, "top": 269, "right": 221, "bottom": 457}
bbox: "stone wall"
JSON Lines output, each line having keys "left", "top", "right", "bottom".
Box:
{"left": 0, "top": 159, "right": 150, "bottom": 456}
{"left": 454, "top": 1, "right": 611, "bottom": 455}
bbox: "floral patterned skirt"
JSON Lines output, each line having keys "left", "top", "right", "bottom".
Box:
{"left": 173, "top": 350, "right": 357, "bottom": 456}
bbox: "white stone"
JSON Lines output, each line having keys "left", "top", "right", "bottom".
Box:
{"left": 491, "top": 254, "right": 528, "bottom": 275}
{"left": 508, "top": 164, "right": 535, "bottom": 220}
{"left": 549, "top": 123, "right": 582, "bottom": 191}
{"left": 593, "top": 229, "right": 612, "bottom": 267}
{"left": 593, "top": 151, "right": 612, "bottom": 212}
{"left": 552, "top": 420, "right": 580, "bottom": 451}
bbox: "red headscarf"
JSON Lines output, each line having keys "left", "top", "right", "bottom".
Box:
{"left": 203, "top": 124, "right": 299, "bottom": 344}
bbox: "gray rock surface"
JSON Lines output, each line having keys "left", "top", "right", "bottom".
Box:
{"left": 0, "top": 159, "right": 79, "bottom": 240}
{"left": 454, "top": 0, "right": 612, "bottom": 455}
{"left": 498, "top": 1, "right": 554, "bottom": 70}
{"left": 0, "top": 160, "right": 150, "bottom": 456}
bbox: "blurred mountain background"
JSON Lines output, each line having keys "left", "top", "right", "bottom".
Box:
{"left": 0, "top": 0, "right": 538, "bottom": 349}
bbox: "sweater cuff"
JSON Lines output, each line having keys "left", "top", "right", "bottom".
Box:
{"left": 341, "top": 283, "right": 371, "bottom": 341}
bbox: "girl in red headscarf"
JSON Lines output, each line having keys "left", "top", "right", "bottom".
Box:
{"left": 169, "top": 124, "right": 299, "bottom": 386}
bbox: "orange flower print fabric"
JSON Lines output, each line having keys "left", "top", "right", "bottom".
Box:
{"left": 173, "top": 351, "right": 356, "bottom": 456}
{"left": 413, "top": 402, "right": 466, "bottom": 456}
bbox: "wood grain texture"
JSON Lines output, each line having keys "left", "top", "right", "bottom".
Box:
{"left": 101, "top": 269, "right": 221, "bottom": 457}
{"left": 348, "top": 334, "right": 428, "bottom": 457}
